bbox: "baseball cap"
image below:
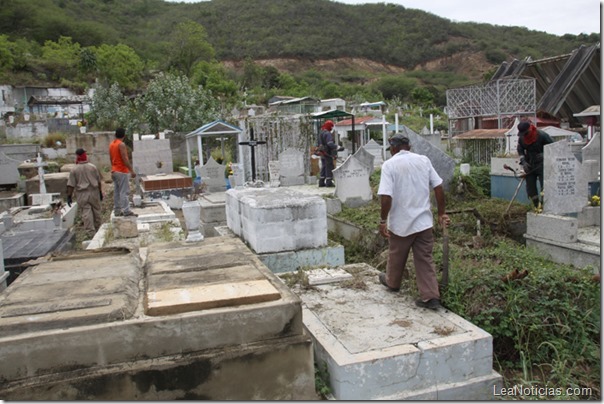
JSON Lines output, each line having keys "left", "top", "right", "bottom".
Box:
{"left": 386, "top": 133, "right": 410, "bottom": 150}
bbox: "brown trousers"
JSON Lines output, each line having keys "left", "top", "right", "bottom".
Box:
{"left": 385, "top": 228, "right": 440, "bottom": 301}
{"left": 76, "top": 187, "right": 102, "bottom": 236}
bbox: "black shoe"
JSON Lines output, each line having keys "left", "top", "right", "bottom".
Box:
{"left": 379, "top": 273, "right": 400, "bottom": 292}
{"left": 318, "top": 178, "right": 326, "bottom": 187}
{"left": 122, "top": 211, "right": 138, "bottom": 217}
{"left": 415, "top": 298, "right": 441, "bottom": 310}
{"left": 325, "top": 179, "right": 335, "bottom": 187}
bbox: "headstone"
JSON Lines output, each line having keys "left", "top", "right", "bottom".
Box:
{"left": 0, "top": 152, "right": 21, "bottom": 186}
{"left": 132, "top": 137, "right": 173, "bottom": 176}
{"left": 332, "top": 154, "right": 373, "bottom": 208}
{"left": 268, "top": 161, "right": 280, "bottom": 187}
{"left": 232, "top": 163, "right": 245, "bottom": 188}
{"left": 543, "top": 140, "right": 588, "bottom": 215}
{"left": 278, "top": 148, "right": 305, "bottom": 186}
{"left": 353, "top": 147, "right": 375, "bottom": 175}
{"left": 582, "top": 133, "right": 601, "bottom": 196}
{"left": 200, "top": 156, "right": 227, "bottom": 192}
{"left": 35, "top": 154, "right": 47, "bottom": 194}
{"left": 399, "top": 126, "right": 456, "bottom": 190}
{"left": 362, "top": 139, "right": 383, "bottom": 166}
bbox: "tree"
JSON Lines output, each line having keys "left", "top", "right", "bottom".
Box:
{"left": 89, "top": 82, "right": 131, "bottom": 131}
{"left": 372, "top": 76, "right": 417, "bottom": 101}
{"left": 133, "top": 72, "right": 219, "bottom": 133}
{"left": 95, "top": 43, "right": 145, "bottom": 91}
{"left": 168, "top": 20, "right": 215, "bottom": 76}
{"left": 41, "top": 36, "right": 81, "bottom": 80}
{"left": 0, "top": 35, "right": 15, "bottom": 70}
{"left": 411, "top": 87, "right": 434, "bottom": 108}
{"left": 191, "top": 61, "right": 239, "bottom": 99}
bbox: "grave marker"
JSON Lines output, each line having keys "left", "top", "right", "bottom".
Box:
{"left": 332, "top": 154, "right": 373, "bottom": 207}
{"left": 543, "top": 140, "right": 587, "bottom": 215}
{"left": 353, "top": 147, "right": 375, "bottom": 175}
{"left": 278, "top": 148, "right": 305, "bottom": 186}
{"left": 268, "top": 161, "right": 280, "bottom": 187}
{"left": 362, "top": 139, "right": 383, "bottom": 166}
{"left": 0, "top": 152, "right": 21, "bottom": 186}
{"left": 200, "top": 156, "right": 227, "bottom": 193}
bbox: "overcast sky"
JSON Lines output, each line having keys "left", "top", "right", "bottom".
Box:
{"left": 166, "top": 0, "right": 601, "bottom": 36}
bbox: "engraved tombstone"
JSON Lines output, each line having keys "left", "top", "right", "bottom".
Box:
{"left": 543, "top": 140, "right": 587, "bottom": 214}
{"left": 332, "top": 154, "right": 373, "bottom": 208}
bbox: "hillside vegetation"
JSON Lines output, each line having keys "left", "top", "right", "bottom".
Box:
{"left": 0, "top": 0, "right": 597, "bottom": 79}
{"left": 0, "top": 0, "right": 598, "bottom": 133}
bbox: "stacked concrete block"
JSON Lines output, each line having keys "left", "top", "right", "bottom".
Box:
{"left": 226, "top": 188, "right": 327, "bottom": 254}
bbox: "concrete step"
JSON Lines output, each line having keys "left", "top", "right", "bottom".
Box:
{"left": 577, "top": 226, "right": 600, "bottom": 247}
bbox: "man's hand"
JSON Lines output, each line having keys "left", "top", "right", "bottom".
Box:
{"left": 130, "top": 172, "right": 136, "bottom": 178}
{"left": 67, "top": 196, "right": 72, "bottom": 207}
{"left": 438, "top": 214, "right": 451, "bottom": 228}
{"left": 379, "top": 222, "right": 390, "bottom": 238}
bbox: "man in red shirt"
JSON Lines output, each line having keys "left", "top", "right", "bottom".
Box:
{"left": 109, "top": 128, "right": 137, "bottom": 217}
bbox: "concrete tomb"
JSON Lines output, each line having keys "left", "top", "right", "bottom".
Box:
{"left": 140, "top": 172, "right": 193, "bottom": 210}
{"left": 225, "top": 187, "right": 344, "bottom": 273}
{"left": 285, "top": 263, "right": 503, "bottom": 400}
{"left": 0, "top": 238, "right": 316, "bottom": 400}
{"left": 332, "top": 153, "right": 373, "bottom": 208}
{"left": 87, "top": 200, "right": 180, "bottom": 250}
{"left": 278, "top": 148, "right": 306, "bottom": 186}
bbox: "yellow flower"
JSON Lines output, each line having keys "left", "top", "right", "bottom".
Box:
{"left": 590, "top": 195, "right": 600, "bottom": 206}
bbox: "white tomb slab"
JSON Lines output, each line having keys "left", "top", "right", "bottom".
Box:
{"left": 291, "top": 263, "right": 502, "bottom": 400}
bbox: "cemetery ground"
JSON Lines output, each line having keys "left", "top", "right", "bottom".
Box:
{"left": 66, "top": 167, "right": 600, "bottom": 400}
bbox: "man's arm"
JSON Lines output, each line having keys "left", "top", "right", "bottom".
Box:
{"left": 119, "top": 142, "right": 136, "bottom": 178}
{"left": 433, "top": 185, "right": 450, "bottom": 228}
{"left": 379, "top": 194, "right": 392, "bottom": 238}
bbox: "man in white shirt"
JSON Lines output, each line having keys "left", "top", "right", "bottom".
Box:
{"left": 377, "top": 134, "right": 450, "bottom": 310}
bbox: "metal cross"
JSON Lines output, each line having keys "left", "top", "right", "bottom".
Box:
{"left": 238, "top": 127, "right": 267, "bottom": 182}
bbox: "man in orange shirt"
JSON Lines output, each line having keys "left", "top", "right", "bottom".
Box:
{"left": 109, "top": 128, "right": 137, "bottom": 217}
